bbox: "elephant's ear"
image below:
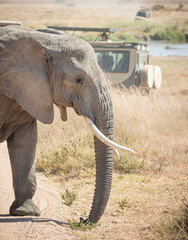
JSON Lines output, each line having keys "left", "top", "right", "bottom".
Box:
{"left": 0, "top": 37, "right": 54, "bottom": 124}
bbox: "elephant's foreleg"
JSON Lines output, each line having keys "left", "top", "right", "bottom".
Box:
{"left": 7, "top": 119, "right": 41, "bottom": 216}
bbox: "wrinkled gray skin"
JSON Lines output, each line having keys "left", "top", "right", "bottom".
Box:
{"left": 0, "top": 26, "right": 114, "bottom": 223}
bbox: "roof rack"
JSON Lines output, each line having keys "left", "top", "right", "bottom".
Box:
{"left": 47, "top": 26, "right": 119, "bottom": 33}
{"left": 47, "top": 26, "right": 119, "bottom": 40}
{"left": 89, "top": 41, "right": 147, "bottom": 47}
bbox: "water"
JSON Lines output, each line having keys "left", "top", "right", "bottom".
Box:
{"left": 147, "top": 41, "right": 188, "bottom": 57}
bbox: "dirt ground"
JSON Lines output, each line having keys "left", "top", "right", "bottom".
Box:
{"left": 0, "top": 142, "right": 77, "bottom": 240}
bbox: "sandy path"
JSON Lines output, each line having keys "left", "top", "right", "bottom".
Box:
{"left": 0, "top": 142, "right": 77, "bottom": 240}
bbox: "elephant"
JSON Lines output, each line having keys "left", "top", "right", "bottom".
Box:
{"left": 0, "top": 26, "right": 135, "bottom": 223}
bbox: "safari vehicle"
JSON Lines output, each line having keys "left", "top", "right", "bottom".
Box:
{"left": 47, "top": 26, "right": 162, "bottom": 89}
{"left": 0, "top": 20, "right": 22, "bottom": 27}
{"left": 135, "top": 7, "right": 151, "bottom": 20}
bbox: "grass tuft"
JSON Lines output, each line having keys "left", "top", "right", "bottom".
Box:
{"left": 62, "top": 189, "right": 77, "bottom": 206}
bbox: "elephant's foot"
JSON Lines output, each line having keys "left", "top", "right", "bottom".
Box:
{"left": 10, "top": 199, "right": 41, "bottom": 216}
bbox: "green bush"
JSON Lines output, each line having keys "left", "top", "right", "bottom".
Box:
{"left": 152, "top": 29, "right": 186, "bottom": 42}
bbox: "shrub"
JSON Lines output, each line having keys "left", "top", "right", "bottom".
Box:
{"left": 152, "top": 29, "right": 186, "bottom": 42}
{"left": 152, "top": 5, "right": 165, "bottom": 11}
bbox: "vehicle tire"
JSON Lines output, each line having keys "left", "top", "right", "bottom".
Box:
{"left": 153, "top": 65, "right": 162, "bottom": 89}
{"left": 141, "top": 65, "right": 153, "bottom": 89}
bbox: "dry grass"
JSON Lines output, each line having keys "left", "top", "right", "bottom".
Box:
{"left": 111, "top": 57, "right": 188, "bottom": 175}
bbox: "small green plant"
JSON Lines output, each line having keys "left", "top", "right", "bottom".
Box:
{"left": 118, "top": 198, "right": 128, "bottom": 210}
{"left": 69, "top": 218, "right": 100, "bottom": 231}
{"left": 62, "top": 189, "right": 77, "bottom": 206}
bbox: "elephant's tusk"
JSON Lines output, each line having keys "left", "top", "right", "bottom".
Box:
{"left": 113, "top": 149, "right": 120, "bottom": 159}
{"left": 84, "top": 117, "right": 136, "bottom": 155}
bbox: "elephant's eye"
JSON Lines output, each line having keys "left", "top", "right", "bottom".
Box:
{"left": 76, "top": 76, "right": 83, "bottom": 85}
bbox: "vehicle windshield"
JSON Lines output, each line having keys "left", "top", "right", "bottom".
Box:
{"left": 137, "top": 11, "right": 147, "bottom": 17}
{"left": 95, "top": 50, "right": 130, "bottom": 73}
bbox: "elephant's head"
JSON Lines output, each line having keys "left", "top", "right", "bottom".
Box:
{"left": 0, "top": 26, "right": 135, "bottom": 223}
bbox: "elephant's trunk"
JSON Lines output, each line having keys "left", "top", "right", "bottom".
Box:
{"left": 88, "top": 86, "right": 114, "bottom": 223}
{"left": 89, "top": 136, "right": 113, "bottom": 223}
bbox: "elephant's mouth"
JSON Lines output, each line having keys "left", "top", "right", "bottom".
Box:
{"left": 84, "top": 117, "right": 136, "bottom": 158}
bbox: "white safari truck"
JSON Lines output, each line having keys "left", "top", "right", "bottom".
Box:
{"left": 47, "top": 26, "right": 162, "bottom": 90}
{"left": 0, "top": 20, "right": 22, "bottom": 27}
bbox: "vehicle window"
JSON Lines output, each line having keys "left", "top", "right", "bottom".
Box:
{"left": 95, "top": 50, "right": 130, "bottom": 73}
{"left": 137, "top": 11, "right": 147, "bottom": 17}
